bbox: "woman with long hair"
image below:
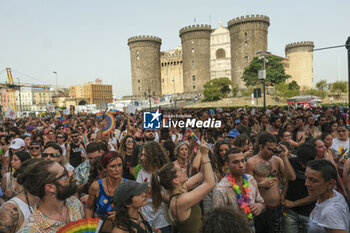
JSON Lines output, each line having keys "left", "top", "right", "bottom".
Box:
{"left": 151, "top": 140, "right": 216, "bottom": 233}
{"left": 119, "top": 135, "right": 136, "bottom": 180}
{"left": 212, "top": 140, "right": 231, "bottom": 181}
{"left": 112, "top": 180, "right": 151, "bottom": 233}
{"left": 173, "top": 142, "right": 191, "bottom": 178}
{"left": 136, "top": 141, "right": 170, "bottom": 232}
{"left": 1, "top": 151, "right": 31, "bottom": 200}
{"left": 85, "top": 151, "right": 126, "bottom": 232}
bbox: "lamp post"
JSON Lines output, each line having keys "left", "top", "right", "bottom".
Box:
{"left": 53, "top": 71, "right": 57, "bottom": 91}
{"left": 346, "top": 37, "right": 350, "bottom": 120}
{"left": 256, "top": 50, "right": 271, "bottom": 110}
{"left": 16, "top": 78, "right": 22, "bottom": 117}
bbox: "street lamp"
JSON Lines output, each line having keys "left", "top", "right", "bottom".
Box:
{"left": 256, "top": 50, "right": 271, "bottom": 110}
{"left": 16, "top": 78, "right": 22, "bottom": 117}
{"left": 53, "top": 71, "right": 57, "bottom": 91}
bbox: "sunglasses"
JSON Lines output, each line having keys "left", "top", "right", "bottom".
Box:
{"left": 71, "top": 135, "right": 79, "bottom": 138}
{"left": 126, "top": 140, "right": 135, "bottom": 143}
{"left": 42, "top": 153, "right": 61, "bottom": 158}
{"left": 337, "top": 130, "right": 347, "bottom": 133}
{"left": 29, "top": 146, "right": 40, "bottom": 150}
{"left": 57, "top": 136, "right": 64, "bottom": 139}
{"left": 52, "top": 169, "right": 69, "bottom": 183}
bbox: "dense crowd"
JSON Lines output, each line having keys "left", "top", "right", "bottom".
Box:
{"left": 0, "top": 105, "right": 349, "bottom": 233}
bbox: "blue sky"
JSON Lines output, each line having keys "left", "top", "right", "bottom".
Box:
{"left": 0, "top": 0, "right": 348, "bottom": 97}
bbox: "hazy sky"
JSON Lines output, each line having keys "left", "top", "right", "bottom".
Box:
{"left": 0, "top": 0, "right": 348, "bottom": 97}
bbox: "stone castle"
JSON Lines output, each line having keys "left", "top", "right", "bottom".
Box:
{"left": 128, "top": 14, "right": 314, "bottom": 97}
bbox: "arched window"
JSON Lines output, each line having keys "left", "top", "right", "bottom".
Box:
{"left": 216, "top": 48, "right": 226, "bottom": 59}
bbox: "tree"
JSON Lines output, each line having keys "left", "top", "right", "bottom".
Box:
{"left": 241, "top": 55, "right": 291, "bottom": 87}
{"left": 203, "top": 77, "right": 234, "bottom": 101}
{"left": 330, "top": 81, "right": 348, "bottom": 99}
{"left": 316, "top": 80, "right": 328, "bottom": 91}
{"left": 275, "top": 81, "right": 300, "bottom": 98}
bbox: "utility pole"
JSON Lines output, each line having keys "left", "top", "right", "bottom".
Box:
{"left": 53, "top": 71, "right": 57, "bottom": 92}
{"left": 16, "top": 78, "right": 22, "bottom": 117}
{"left": 256, "top": 50, "right": 271, "bottom": 110}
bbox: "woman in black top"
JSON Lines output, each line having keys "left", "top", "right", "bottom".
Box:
{"left": 112, "top": 180, "right": 152, "bottom": 233}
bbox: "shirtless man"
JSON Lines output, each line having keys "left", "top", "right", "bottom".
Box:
{"left": 246, "top": 132, "right": 295, "bottom": 233}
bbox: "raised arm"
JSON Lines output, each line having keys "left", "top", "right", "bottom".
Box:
{"left": 176, "top": 141, "right": 215, "bottom": 211}
{"left": 85, "top": 181, "right": 98, "bottom": 218}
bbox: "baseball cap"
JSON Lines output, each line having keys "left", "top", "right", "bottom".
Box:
{"left": 113, "top": 180, "right": 148, "bottom": 206}
{"left": 227, "top": 129, "right": 240, "bottom": 138}
{"left": 9, "top": 138, "right": 25, "bottom": 149}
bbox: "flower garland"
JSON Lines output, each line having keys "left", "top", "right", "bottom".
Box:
{"left": 226, "top": 173, "right": 254, "bottom": 221}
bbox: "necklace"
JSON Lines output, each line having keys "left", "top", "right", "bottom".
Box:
{"left": 226, "top": 173, "right": 254, "bottom": 223}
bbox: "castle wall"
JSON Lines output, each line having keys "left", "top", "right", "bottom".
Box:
{"left": 160, "top": 47, "right": 184, "bottom": 95}
{"left": 285, "top": 41, "right": 314, "bottom": 89}
{"left": 228, "top": 15, "right": 270, "bottom": 88}
{"left": 128, "top": 36, "right": 162, "bottom": 96}
{"left": 179, "top": 25, "right": 212, "bottom": 93}
{"left": 210, "top": 23, "right": 231, "bottom": 80}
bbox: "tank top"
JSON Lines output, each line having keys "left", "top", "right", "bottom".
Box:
{"left": 129, "top": 211, "right": 153, "bottom": 233}
{"left": 96, "top": 178, "right": 127, "bottom": 219}
{"left": 171, "top": 194, "right": 202, "bottom": 233}
{"left": 69, "top": 142, "right": 84, "bottom": 168}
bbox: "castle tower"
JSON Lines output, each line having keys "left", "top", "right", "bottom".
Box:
{"left": 179, "top": 24, "right": 212, "bottom": 93}
{"left": 128, "top": 35, "right": 162, "bottom": 97}
{"left": 285, "top": 41, "right": 314, "bottom": 89}
{"left": 228, "top": 15, "right": 270, "bottom": 88}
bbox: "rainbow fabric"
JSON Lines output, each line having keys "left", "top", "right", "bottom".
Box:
{"left": 60, "top": 115, "right": 69, "bottom": 127}
{"left": 31, "top": 128, "right": 40, "bottom": 135}
{"left": 163, "top": 116, "right": 169, "bottom": 127}
{"left": 57, "top": 218, "right": 100, "bottom": 233}
{"left": 96, "top": 112, "right": 103, "bottom": 118}
{"left": 186, "top": 128, "right": 213, "bottom": 152}
{"left": 102, "top": 112, "right": 116, "bottom": 136}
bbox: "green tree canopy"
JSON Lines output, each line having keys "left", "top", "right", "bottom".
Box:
{"left": 330, "top": 81, "right": 348, "bottom": 98}
{"left": 316, "top": 80, "right": 328, "bottom": 91}
{"left": 203, "top": 77, "right": 234, "bottom": 101}
{"left": 241, "top": 55, "right": 290, "bottom": 87}
{"left": 275, "top": 80, "right": 300, "bottom": 98}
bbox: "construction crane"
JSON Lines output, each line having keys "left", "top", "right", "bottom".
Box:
{"left": 0, "top": 68, "right": 54, "bottom": 114}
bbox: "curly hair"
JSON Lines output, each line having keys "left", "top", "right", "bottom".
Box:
{"left": 141, "top": 141, "right": 169, "bottom": 172}
{"left": 213, "top": 140, "right": 231, "bottom": 179}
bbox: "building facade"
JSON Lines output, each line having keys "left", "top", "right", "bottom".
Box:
{"left": 69, "top": 82, "right": 113, "bottom": 105}
{"left": 129, "top": 14, "right": 314, "bottom": 96}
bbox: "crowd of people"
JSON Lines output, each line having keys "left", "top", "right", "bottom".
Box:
{"left": 0, "top": 105, "right": 349, "bottom": 233}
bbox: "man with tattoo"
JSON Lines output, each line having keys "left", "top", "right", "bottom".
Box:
{"left": 0, "top": 159, "right": 40, "bottom": 233}
{"left": 246, "top": 132, "right": 296, "bottom": 233}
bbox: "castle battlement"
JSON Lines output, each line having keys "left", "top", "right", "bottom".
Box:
{"left": 228, "top": 14, "right": 270, "bottom": 27}
{"left": 285, "top": 41, "right": 314, "bottom": 52}
{"left": 179, "top": 24, "right": 212, "bottom": 36}
{"left": 127, "top": 35, "right": 162, "bottom": 45}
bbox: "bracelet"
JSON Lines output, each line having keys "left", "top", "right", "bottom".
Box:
{"left": 202, "top": 160, "right": 211, "bottom": 165}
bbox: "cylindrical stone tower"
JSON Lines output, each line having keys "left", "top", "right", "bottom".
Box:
{"left": 285, "top": 41, "right": 314, "bottom": 89}
{"left": 228, "top": 15, "right": 270, "bottom": 88}
{"left": 179, "top": 24, "right": 212, "bottom": 93}
{"left": 128, "top": 35, "right": 162, "bottom": 97}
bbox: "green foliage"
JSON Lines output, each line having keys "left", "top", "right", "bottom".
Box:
{"left": 302, "top": 89, "right": 327, "bottom": 99}
{"left": 330, "top": 81, "right": 348, "bottom": 99}
{"left": 275, "top": 81, "right": 300, "bottom": 98}
{"left": 203, "top": 77, "right": 234, "bottom": 101}
{"left": 316, "top": 80, "right": 328, "bottom": 91}
{"left": 242, "top": 55, "right": 291, "bottom": 87}
{"left": 241, "top": 86, "right": 256, "bottom": 97}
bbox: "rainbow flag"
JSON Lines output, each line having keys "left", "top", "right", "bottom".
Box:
{"left": 102, "top": 113, "right": 116, "bottom": 136}
{"left": 60, "top": 115, "right": 69, "bottom": 127}
{"left": 163, "top": 116, "right": 169, "bottom": 127}
{"left": 31, "top": 128, "right": 40, "bottom": 135}
{"left": 96, "top": 112, "right": 103, "bottom": 118}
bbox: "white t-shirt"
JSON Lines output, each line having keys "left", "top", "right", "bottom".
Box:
{"left": 64, "top": 162, "right": 74, "bottom": 172}
{"left": 136, "top": 169, "right": 169, "bottom": 229}
{"left": 308, "top": 190, "right": 350, "bottom": 233}
{"left": 331, "top": 138, "right": 349, "bottom": 159}
{"left": 59, "top": 143, "right": 67, "bottom": 158}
